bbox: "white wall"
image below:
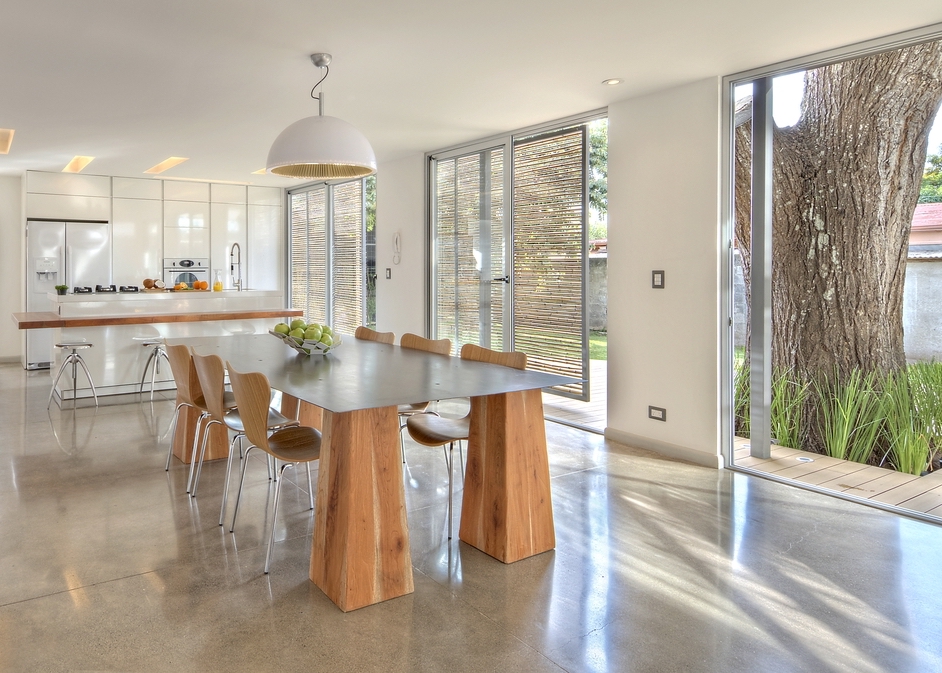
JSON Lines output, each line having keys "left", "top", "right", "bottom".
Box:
{"left": 605, "top": 78, "right": 723, "bottom": 468}
{"left": 375, "top": 154, "right": 427, "bottom": 338}
{"left": 0, "top": 176, "right": 23, "bottom": 362}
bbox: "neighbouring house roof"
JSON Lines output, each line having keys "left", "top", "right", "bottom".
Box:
{"left": 910, "top": 203, "right": 942, "bottom": 249}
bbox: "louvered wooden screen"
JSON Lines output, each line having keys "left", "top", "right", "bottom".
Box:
{"left": 331, "top": 180, "right": 364, "bottom": 336}
{"left": 289, "top": 180, "right": 365, "bottom": 333}
{"left": 289, "top": 187, "right": 328, "bottom": 324}
{"left": 433, "top": 149, "right": 506, "bottom": 354}
{"left": 513, "top": 127, "right": 588, "bottom": 399}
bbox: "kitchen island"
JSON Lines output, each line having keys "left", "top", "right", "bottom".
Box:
{"left": 14, "top": 290, "right": 301, "bottom": 403}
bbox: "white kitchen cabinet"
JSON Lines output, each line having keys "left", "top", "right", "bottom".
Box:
{"left": 164, "top": 200, "right": 210, "bottom": 258}
{"left": 113, "top": 198, "right": 163, "bottom": 284}
{"left": 26, "top": 193, "right": 111, "bottom": 221}
{"left": 113, "top": 177, "right": 162, "bottom": 200}
{"left": 248, "top": 186, "right": 282, "bottom": 207}
{"left": 26, "top": 171, "right": 111, "bottom": 197}
{"left": 211, "top": 183, "right": 247, "bottom": 205}
{"left": 163, "top": 181, "right": 209, "bottom": 202}
{"left": 247, "top": 203, "right": 284, "bottom": 291}
{"left": 211, "top": 202, "right": 247, "bottom": 289}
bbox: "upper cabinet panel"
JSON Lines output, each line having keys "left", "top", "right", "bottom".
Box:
{"left": 26, "top": 193, "right": 111, "bottom": 221}
{"left": 211, "top": 184, "right": 246, "bottom": 204}
{"left": 26, "top": 171, "right": 111, "bottom": 197}
{"left": 248, "top": 186, "right": 282, "bottom": 207}
{"left": 113, "top": 177, "right": 162, "bottom": 200}
{"left": 163, "top": 180, "right": 210, "bottom": 202}
{"left": 164, "top": 200, "right": 208, "bottom": 228}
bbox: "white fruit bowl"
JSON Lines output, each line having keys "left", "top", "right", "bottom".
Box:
{"left": 269, "top": 330, "right": 342, "bottom": 355}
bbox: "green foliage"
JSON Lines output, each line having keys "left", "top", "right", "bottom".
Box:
{"left": 882, "top": 372, "right": 931, "bottom": 475}
{"left": 365, "top": 175, "right": 376, "bottom": 233}
{"left": 733, "top": 354, "right": 750, "bottom": 438}
{"left": 919, "top": 145, "right": 942, "bottom": 203}
{"left": 814, "top": 369, "right": 885, "bottom": 463}
{"left": 588, "top": 119, "right": 608, "bottom": 229}
{"left": 770, "top": 368, "right": 810, "bottom": 449}
{"left": 589, "top": 331, "right": 607, "bottom": 360}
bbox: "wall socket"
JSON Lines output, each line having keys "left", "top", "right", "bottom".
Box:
{"left": 648, "top": 406, "right": 667, "bottom": 422}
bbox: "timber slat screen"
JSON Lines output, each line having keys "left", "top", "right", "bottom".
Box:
{"left": 290, "top": 187, "right": 328, "bottom": 324}
{"left": 512, "top": 127, "right": 588, "bottom": 399}
{"left": 289, "top": 180, "right": 366, "bottom": 333}
{"left": 331, "top": 180, "right": 364, "bottom": 336}
{"left": 434, "top": 149, "right": 506, "bottom": 353}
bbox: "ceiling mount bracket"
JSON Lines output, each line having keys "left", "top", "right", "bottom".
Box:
{"left": 310, "top": 53, "right": 332, "bottom": 68}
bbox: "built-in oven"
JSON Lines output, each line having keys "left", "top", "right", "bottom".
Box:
{"left": 164, "top": 258, "right": 209, "bottom": 287}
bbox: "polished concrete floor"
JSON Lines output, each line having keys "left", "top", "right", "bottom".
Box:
{"left": 1, "top": 363, "right": 940, "bottom": 673}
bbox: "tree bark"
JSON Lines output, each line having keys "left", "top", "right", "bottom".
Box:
{"left": 736, "top": 41, "right": 942, "bottom": 384}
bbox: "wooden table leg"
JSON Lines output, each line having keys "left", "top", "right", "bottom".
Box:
{"left": 459, "top": 388, "right": 556, "bottom": 563}
{"left": 171, "top": 405, "right": 228, "bottom": 464}
{"left": 279, "top": 394, "right": 324, "bottom": 429}
{"left": 310, "top": 405, "right": 413, "bottom": 611}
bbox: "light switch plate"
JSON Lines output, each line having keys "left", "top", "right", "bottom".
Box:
{"left": 385, "top": 268, "right": 391, "bottom": 279}
{"left": 648, "top": 406, "right": 667, "bottom": 421}
{"left": 652, "top": 270, "right": 665, "bottom": 289}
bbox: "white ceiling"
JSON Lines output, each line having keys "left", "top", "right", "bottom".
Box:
{"left": 2, "top": 0, "right": 941, "bottom": 187}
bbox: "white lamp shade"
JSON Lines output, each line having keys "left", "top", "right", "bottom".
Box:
{"left": 267, "top": 115, "right": 376, "bottom": 179}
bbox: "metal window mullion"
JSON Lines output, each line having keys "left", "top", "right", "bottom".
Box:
{"left": 749, "top": 77, "right": 773, "bottom": 460}
{"left": 580, "top": 124, "right": 590, "bottom": 399}
{"left": 480, "top": 150, "right": 492, "bottom": 348}
{"left": 361, "top": 177, "right": 367, "bottom": 326}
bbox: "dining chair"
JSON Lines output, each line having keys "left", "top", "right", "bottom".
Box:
{"left": 227, "top": 363, "right": 322, "bottom": 574}
{"left": 406, "top": 343, "right": 527, "bottom": 539}
{"left": 190, "top": 352, "right": 299, "bottom": 528}
{"left": 397, "top": 333, "right": 452, "bottom": 462}
{"left": 354, "top": 325, "right": 395, "bottom": 344}
{"left": 163, "top": 343, "right": 230, "bottom": 486}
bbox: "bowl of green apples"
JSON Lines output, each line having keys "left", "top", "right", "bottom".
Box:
{"left": 270, "top": 319, "right": 341, "bottom": 355}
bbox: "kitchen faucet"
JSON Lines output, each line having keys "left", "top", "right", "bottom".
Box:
{"left": 230, "top": 242, "right": 242, "bottom": 291}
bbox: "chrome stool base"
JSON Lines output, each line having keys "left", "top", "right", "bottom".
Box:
{"left": 135, "top": 338, "right": 170, "bottom": 400}
{"left": 48, "top": 342, "right": 98, "bottom": 409}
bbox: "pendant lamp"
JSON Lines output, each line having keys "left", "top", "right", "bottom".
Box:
{"left": 267, "top": 54, "right": 376, "bottom": 179}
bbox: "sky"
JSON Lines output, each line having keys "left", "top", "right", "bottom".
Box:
{"left": 735, "top": 72, "right": 942, "bottom": 160}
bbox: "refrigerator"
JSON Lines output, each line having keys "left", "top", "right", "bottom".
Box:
{"left": 25, "top": 220, "right": 112, "bottom": 369}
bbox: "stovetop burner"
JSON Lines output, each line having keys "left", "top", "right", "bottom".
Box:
{"left": 73, "top": 286, "right": 93, "bottom": 294}
{"left": 95, "top": 284, "right": 117, "bottom": 293}
{"left": 119, "top": 285, "right": 139, "bottom": 293}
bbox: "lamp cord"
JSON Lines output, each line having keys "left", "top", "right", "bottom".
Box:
{"left": 311, "top": 66, "right": 329, "bottom": 100}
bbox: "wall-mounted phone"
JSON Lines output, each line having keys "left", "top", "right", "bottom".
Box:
{"left": 35, "top": 257, "right": 59, "bottom": 280}
{"left": 392, "top": 231, "right": 402, "bottom": 265}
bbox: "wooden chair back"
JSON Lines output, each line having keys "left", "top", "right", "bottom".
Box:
{"left": 460, "top": 343, "right": 527, "bottom": 370}
{"left": 191, "top": 352, "right": 228, "bottom": 421}
{"left": 400, "top": 333, "right": 452, "bottom": 356}
{"left": 165, "top": 343, "right": 203, "bottom": 405}
{"left": 355, "top": 326, "right": 395, "bottom": 344}
{"left": 226, "top": 364, "right": 274, "bottom": 452}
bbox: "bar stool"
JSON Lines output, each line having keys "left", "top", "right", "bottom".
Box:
{"left": 48, "top": 342, "right": 99, "bottom": 409}
{"left": 134, "top": 336, "right": 170, "bottom": 400}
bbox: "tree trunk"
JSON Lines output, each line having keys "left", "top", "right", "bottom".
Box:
{"left": 736, "top": 41, "right": 942, "bottom": 385}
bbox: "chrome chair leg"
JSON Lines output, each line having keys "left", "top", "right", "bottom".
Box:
{"left": 265, "top": 462, "right": 295, "bottom": 574}
{"left": 139, "top": 348, "right": 158, "bottom": 395}
{"left": 186, "top": 412, "right": 211, "bottom": 493}
{"left": 447, "top": 441, "right": 455, "bottom": 540}
{"left": 306, "top": 461, "right": 314, "bottom": 510}
{"left": 165, "top": 402, "right": 192, "bottom": 470}
{"left": 230, "top": 445, "right": 258, "bottom": 532}
{"left": 191, "top": 418, "right": 221, "bottom": 497}
{"left": 219, "top": 433, "right": 244, "bottom": 526}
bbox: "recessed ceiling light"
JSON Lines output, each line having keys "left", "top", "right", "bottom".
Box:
{"left": 251, "top": 168, "right": 267, "bottom": 175}
{"left": 0, "top": 129, "right": 14, "bottom": 154}
{"left": 144, "top": 157, "right": 188, "bottom": 174}
{"left": 602, "top": 78, "right": 623, "bottom": 86}
{"left": 62, "top": 156, "right": 95, "bottom": 173}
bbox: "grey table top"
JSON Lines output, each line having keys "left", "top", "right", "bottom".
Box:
{"left": 171, "top": 333, "right": 575, "bottom": 414}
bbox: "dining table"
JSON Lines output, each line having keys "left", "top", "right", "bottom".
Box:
{"left": 171, "top": 332, "right": 574, "bottom": 611}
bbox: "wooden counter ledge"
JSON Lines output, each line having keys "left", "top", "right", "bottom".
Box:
{"left": 12, "top": 308, "right": 304, "bottom": 330}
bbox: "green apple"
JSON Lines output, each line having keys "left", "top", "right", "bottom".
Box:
{"left": 321, "top": 325, "right": 332, "bottom": 336}
{"left": 274, "top": 322, "right": 290, "bottom": 335}
{"left": 307, "top": 322, "right": 321, "bottom": 331}
{"left": 319, "top": 333, "right": 333, "bottom": 347}
{"left": 288, "top": 327, "right": 305, "bottom": 340}
{"left": 290, "top": 319, "right": 307, "bottom": 331}
{"left": 304, "top": 327, "right": 323, "bottom": 342}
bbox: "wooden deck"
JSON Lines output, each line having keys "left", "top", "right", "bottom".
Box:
{"left": 542, "top": 359, "right": 607, "bottom": 433}
{"left": 734, "top": 439, "right": 942, "bottom": 517}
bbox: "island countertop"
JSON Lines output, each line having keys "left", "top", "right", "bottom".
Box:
{"left": 12, "top": 308, "right": 303, "bottom": 330}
